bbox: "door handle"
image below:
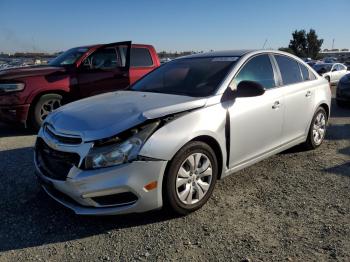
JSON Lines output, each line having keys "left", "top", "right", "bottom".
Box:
{"left": 272, "top": 101, "right": 280, "bottom": 109}
{"left": 306, "top": 91, "right": 312, "bottom": 97}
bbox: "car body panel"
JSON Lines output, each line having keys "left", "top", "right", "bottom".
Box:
{"left": 46, "top": 91, "right": 207, "bottom": 141}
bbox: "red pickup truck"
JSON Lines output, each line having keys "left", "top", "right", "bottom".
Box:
{"left": 0, "top": 41, "right": 160, "bottom": 129}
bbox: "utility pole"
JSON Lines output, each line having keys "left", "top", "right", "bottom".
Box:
{"left": 332, "top": 39, "right": 335, "bottom": 50}
{"left": 262, "top": 39, "right": 268, "bottom": 49}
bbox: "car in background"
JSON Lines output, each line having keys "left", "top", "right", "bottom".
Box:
{"left": 34, "top": 50, "right": 331, "bottom": 216}
{"left": 0, "top": 41, "right": 160, "bottom": 129}
{"left": 336, "top": 73, "right": 350, "bottom": 107}
{"left": 313, "top": 63, "right": 348, "bottom": 84}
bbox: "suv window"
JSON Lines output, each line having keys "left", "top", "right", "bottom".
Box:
{"left": 232, "top": 54, "right": 276, "bottom": 89}
{"left": 131, "top": 48, "right": 153, "bottom": 67}
{"left": 275, "top": 55, "right": 303, "bottom": 85}
{"left": 83, "top": 47, "right": 123, "bottom": 70}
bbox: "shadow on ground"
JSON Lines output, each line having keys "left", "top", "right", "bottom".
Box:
{"left": 0, "top": 123, "right": 36, "bottom": 137}
{"left": 0, "top": 147, "right": 177, "bottom": 252}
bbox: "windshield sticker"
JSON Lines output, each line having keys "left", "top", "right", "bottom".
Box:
{"left": 212, "top": 57, "right": 239, "bottom": 62}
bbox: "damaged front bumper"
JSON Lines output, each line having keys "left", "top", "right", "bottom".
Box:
{"left": 34, "top": 127, "right": 168, "bottom": 216}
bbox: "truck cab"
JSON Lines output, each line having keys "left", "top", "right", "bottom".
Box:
{"left": 0, "top": 41, "right": 160, "bottom": 129}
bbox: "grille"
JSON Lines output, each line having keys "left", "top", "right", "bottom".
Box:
{"left": 36, "top": 138, "right": 80, "bottom": 181}
{"left": 44, "top": 125, "right": 82, "bottom": 145}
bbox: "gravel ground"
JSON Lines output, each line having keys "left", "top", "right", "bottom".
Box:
{"left": 0, "top": 87, "right": 349, "bottom": 261}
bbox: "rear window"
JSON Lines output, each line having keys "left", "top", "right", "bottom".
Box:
{"left": 275, "top": 55, "right": 303, "bottom": 85}
{"left": 299, "top": 63, "right": 316, "bottom": 81}
{"left": 131, "top": 48, "right": 153, "bottom": 67}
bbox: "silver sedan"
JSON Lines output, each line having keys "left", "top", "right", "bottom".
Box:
{"left": 34, "top": 50, "right": 331, "bottom": 215}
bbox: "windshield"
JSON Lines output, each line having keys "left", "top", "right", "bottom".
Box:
{"left": 313, "top": 64, "right": 332, "bottom": 73}
{"left": 130, "top": 57, "right": 238, "bottom": 97}
{"left": 49, "top": 47, "right": 88, "bottom": 66}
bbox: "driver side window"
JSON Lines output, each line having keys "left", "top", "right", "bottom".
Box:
{"left": 231, "top": 54, "right": 276, "bottom": 89}
{"left": 82, "top": 47, "right": 123, "bottom": 70}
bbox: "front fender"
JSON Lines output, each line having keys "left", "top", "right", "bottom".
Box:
{"left": 140, "top": 103, "right": 227, "bottom": 165}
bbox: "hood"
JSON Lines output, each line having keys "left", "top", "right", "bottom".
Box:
{"left": 0, "top": 66, "right": 66, "bottom": 80}
{"left": 46, "top": 91, "right": 207, "bottom": 141}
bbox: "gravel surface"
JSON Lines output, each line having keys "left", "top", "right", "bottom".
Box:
{"left": 0, "top": 87, "right": 349, "bottom": 261}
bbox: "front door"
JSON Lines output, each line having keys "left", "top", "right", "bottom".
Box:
{"left": 77, "top": 41, "right": 131, "bottom": 98}
{"left": 227, "top": 54, "right": 284, "bottom": 169}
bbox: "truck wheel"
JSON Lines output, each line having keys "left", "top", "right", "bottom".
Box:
{"left": 31, "top": 94, "right": 62, "bottom": 130}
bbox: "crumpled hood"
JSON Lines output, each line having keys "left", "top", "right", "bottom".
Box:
{"left": 0, "top": 66, "right": 66, "bottom": 80}
{"left": 46, "top": 91, "right": 207, "bottom": 141}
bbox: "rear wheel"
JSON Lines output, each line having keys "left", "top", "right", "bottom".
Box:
{"left": 163, "top": 141, "right": 218, "bottom": 215}
{"left": 304, "top": 107, "right": 327, "bottom": 149}
{"left": 31, "top": 94, "right": 62, "bottom": 130}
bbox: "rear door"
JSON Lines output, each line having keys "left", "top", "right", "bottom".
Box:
{"left": 228, "top": 54, "right": 284, "bottom": 168}
{"left": 273, "top": 55, "right": 315, "bottom": 143}
{"left": 77, "top": 41, "right": 131, "bottom": 97}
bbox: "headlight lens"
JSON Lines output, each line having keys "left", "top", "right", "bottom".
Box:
{"left": 85, "top": 121, "right": 159, "bottom": 169}
{"left": 0, "top": 83, "right": 25, "bottom": 93}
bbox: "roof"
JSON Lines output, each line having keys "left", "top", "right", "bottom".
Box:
{"left": 183, "top": 50, "right": 256, "bottom": 59}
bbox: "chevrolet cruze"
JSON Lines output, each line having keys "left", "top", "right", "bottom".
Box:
{"left": 34, "top": 50, "right": 331, "bottom": 215}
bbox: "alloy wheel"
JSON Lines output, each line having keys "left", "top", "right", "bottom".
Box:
{"left": 40, "top": 99, "right": 61, "bottom": 121}
{"left": 176, "top": 153, "right": 213, "bottom": 205}
{"left": 312, "top": 111, "right": 326, "bottom": 145}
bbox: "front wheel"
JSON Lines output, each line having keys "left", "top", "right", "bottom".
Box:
{"left": 31, "top": 94, "right": 62, "bottom": 130}
{"left": 304, "top": 107, "right": 327, "bottom": 149}
{"left": 163, "top": 141, "right": 218, "bottom": 215}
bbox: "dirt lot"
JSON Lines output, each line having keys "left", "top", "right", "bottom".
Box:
{"left": 0, "top": 87, "right": 349, "bottom": 262}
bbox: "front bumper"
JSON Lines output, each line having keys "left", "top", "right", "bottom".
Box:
{"left": 34, "top": 128, "right": 168, "bottom": 216}
{"left": 35, "top": 158, "right": 168, "bottom": 215}
{"left": 0, "top": 104, "right": 30, "bottom": 125}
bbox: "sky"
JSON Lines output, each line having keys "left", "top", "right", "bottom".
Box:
{"left": 0, "top": 0, "right": 349, "bottom": 53}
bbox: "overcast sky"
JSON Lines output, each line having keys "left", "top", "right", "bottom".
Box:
{"left": 0, "top": 0, "right": 349, "bottom": 53}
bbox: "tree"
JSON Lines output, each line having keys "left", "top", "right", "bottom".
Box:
{"left": 288, "top": 30, "right": 307, "bottom": 57}
{"left": 306, "top": 29, "right": 323, "bottom": 59}
{"left": 278, "top": 47, "right": 294, "bottom": 54}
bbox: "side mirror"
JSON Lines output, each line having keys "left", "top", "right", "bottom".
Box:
{"left": 234, "top": 80, "right": 265, "bottom": 97}
{"left": 332, "top": 68, "right": 337, "bottom": 72}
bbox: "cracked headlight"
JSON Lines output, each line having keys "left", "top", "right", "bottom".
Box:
{"left": 85, "top": 121, "right": 159, "bottom": 169}
{"left": 0, "top": 83, "right": 25, "bottom": 93}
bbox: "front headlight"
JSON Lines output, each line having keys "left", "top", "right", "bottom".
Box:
{"left": 0, "top": 83, "right": 25, "bottom": 93}
{"left": 85, "top": 121, "right": 160, "bottom": 169}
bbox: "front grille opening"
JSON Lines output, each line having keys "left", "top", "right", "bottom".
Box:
{"left": 36, "top": 138, "right": 80, "bottom": 181}
{"left": 45, "top": 125, "right": 82, "bottom": 145}
{"left": 91, "top": 192, "right": 138, "bottom": 207}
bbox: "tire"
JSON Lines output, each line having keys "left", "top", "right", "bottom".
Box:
{"left": 304, "top": 107, "right": 327, "bottom": 150}
{"left": 163, "top": 141, "right": 218, "bottom": 215}
{"left": 31, "top": 93, "right": 63, "bottom": 130}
